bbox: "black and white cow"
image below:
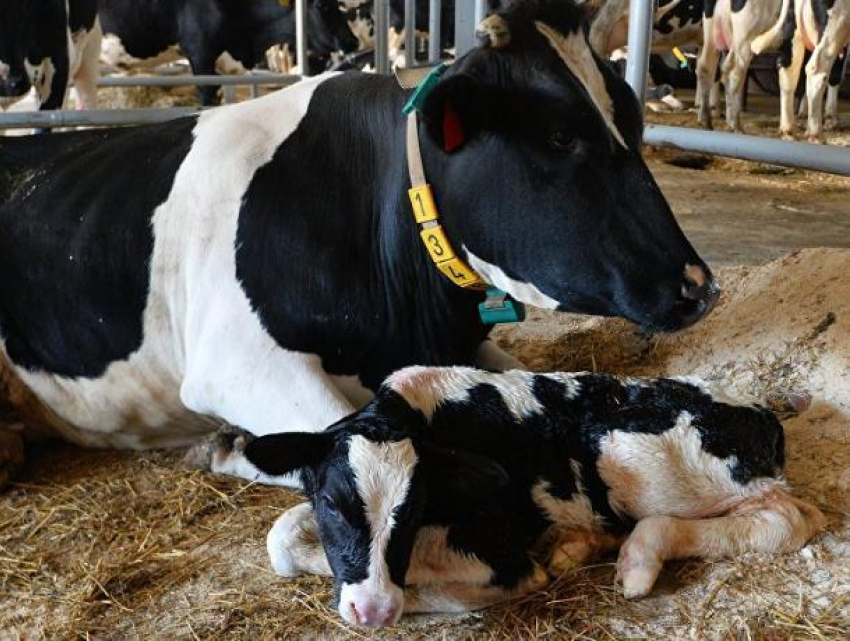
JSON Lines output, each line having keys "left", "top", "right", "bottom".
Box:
{"left": 0, "top": 1, "right": 717, "bottom": 487}
{"left": 751, "top": 0, "right": 849, "bottom": 141}
{"left": 97, "top": 0, "right": 359, "bottom": 105}
{"left": 0, "top": 0, "right": 101, "bottom": 111}
{"left": 241, "top": 366, "right": 825, "bottom": 628}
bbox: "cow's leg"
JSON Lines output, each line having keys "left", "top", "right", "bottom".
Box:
{"left": 71, "top": 19, "right": 102, "bottom": 110}
{"left": 724, "top": 43, "right": 753, "bottom": 133}
{"left": 0, "top": 427, "right": 25, "bottom": 490}
{"left": 824, "top": 48, "right": 846, "bottom": 130}
{"left": 696, "top": 25, "right": 721, "bottom": 128}
{"left": 616, "top": 491, "right": 825, "bottom": 598}
{"left": 181, "top": 350, "right": 356, "bottom": 487}
{"left": 266, "top": 502, "right": 333, "bottom": 577}
{"left": 404, "top": 565, "right": 548, "bottom": 614}
{"left": 475, "top": 340, "right": 523, "bottom": 371}
{"left": 778, "top": 30, "right": 805, "bottom": 139}
{"left": 547, "top": 530, "right": 623, "bottom": 575}
{"left": 805, "top": 22, "right": 847, "bottom": 142}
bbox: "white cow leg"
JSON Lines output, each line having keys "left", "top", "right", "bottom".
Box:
{"left": 805, "top": 59, "right": 831, "bottom": 143}
{"left": 266, "top": 502, "right": 332, "bottom": 577}
{"left": 696, "top": 23, "right": 720, "bottom": 129}
{"left": 616, "top": 491, "right": 825, "bottom": 598}
{"left": 779, "top": 33, "right": 805, "bottom": 139}
{"left": 72, "top": 19, "right": 102, "bottom": 110}
{"left": 475, "top": 340, "right": 524, "bottom": 371}
{"left": 724, "top": 46, "right": 752, "bottom": 133}
{"left": 824, "top": 84, "right": 840, "bottom": 131}
{"left": 404, "top": 564, "right": 548, "bottom": 614}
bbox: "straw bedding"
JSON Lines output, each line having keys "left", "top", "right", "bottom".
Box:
{"left": 2, "top": 248, "right": 849, "bottom": 639}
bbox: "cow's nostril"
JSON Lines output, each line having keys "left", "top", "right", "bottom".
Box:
{"left": 349, "top": 602, "right": 361, "bottom": 625}
{"left": 681, "top": 264, "right": 711, "bottom": 301}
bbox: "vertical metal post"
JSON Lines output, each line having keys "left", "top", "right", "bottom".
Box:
{"left": 405, "top": 0, "right": 416, "bottom": 67}
{"left": 295, "top": 0, "right": 310, "bottom": 77}
{"left": 428, "top": 0, "right": 442, "bottom": 63}
{"left": 624, "top": 0, "right": 653, "bottom": 109}
{"left": 455, "top": 0, "right": 478, "bottom": 57}
{"left": 375, "top": 0, "right": 391, "bottom": 74}
{"left": 474, "top": 0, "right": 487, "bottom": 24}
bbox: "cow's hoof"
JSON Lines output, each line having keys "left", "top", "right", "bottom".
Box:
{"left": 807, "top": 134, "right": 824, "bottom": 144}
{"left": 824, "top": 117, "right": 837, "bottom": 132}
{"left": 780, "top": 131, "right": 796, "bottom": 141}
{"left": 183, "top": 424, "right": 254, "bottom": 471}
{"left": 616, "top": 537, "right": 663, "bottom": 599}
{"left": 0, "top": 428, "right": 25, "bottom": 490}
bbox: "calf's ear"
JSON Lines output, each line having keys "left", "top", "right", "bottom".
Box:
{"left": 244, "top": 432, "right": 334, "bottom": 477}
{"left": 420, "top": 74, "right": 493, "bottom": 153}
{"left": 418, "top": 441, "right": 509, "bottom": 506}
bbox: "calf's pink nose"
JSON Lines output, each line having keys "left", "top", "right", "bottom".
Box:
{"left": 349, "top": 599, "right": 399, "bottom": 628}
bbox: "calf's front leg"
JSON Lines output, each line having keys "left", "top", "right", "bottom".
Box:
{"left": 616, "top": 491, "right": 825, "bottom": 598}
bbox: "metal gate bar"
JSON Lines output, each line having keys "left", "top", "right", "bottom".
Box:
{"left": 0, "top": 108, "right": 198, "bottom": 130}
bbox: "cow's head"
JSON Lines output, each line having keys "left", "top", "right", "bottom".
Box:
{"left": 244, "top": 414, "right": 505, "bottom": 629}
{"left": 419, "top": 0, "right": 717, "bottom": 332}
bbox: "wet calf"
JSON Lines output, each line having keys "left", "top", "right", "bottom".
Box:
{"left": 243, "top": 366, "right": 825, "bottom": 628}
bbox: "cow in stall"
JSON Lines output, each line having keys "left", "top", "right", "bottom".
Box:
{"left": 0, "top": 1, "right": 718, "bottom": 496}
{"left": 0, "top": 0, "right": 101, "bottom": 112}
{"left": 238, "top": 366, "right": 825, "bottom": 628}
{"left": 582, "top": 0, "right": 706, "bottom": 111}
{"left": 97, "top": 0, "right": 359, "bottom": 105}
{"left": 751, "top": 0, "right": 849, "bottom": 141}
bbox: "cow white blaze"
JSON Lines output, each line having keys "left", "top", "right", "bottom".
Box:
{"left": 341, "top": 435, "right": 417, "bottom": 628}
{"left": 535, "top": 22, "right": 627, "bottom": 148}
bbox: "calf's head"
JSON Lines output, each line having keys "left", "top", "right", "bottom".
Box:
{"left": 420, "top": 0, "right": 717, "bottom": 332}
{"left": 244, "top": 418, "right": 506, "bottom": 629}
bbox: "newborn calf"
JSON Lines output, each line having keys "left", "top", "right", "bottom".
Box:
{"left": 243, "top": 367, "right": 825, "bottom": 629}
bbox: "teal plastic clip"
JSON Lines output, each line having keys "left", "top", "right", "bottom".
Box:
{"left": 402, "top": 63, "right": 449, "bottom": 115}
{"left": 478, "top": 288, "right": 526, "bottom": 325}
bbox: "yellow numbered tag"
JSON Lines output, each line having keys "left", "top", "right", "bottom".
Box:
{"left": 420, "top": 225, "right": 456, "bottom": 263}
{"left": 408, "top": 185, "right": 439, "bottom": 224}
{"left": 437, "top": 258, "right": 483, "bottom": 288}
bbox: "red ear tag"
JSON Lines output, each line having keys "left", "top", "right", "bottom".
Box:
{"left": 443, "top": 100, "right": 465, "bottom": 152}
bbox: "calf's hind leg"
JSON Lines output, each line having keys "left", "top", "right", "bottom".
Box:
{"left": 616, "top": 491, "right": 825, "bottom": 598}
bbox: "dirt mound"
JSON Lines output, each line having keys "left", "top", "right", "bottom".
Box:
{"left": 2, "top": 249, "right": 849, "bottom": 638}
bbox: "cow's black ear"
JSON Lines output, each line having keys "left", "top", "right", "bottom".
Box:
{"left": 244, "top": 432, "right": 334, "bottom": 477}
{"left": 418, "top": 441, "right": 509, "bottom": 505}
{"left": 420, "top": 74, "right": 492, "bottom": 153}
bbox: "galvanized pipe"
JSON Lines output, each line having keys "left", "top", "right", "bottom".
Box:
{"left": 625, "top": 0, "right": 653, "bottom": 109}
{"left": 644, "top": 125, "right": 850, "bottom": 177}
{"left": 375, "top": 0, "right": 391, "bottom": 74}
{"left": 295, "top": 0, "right": 310, "bottom": 76}
{"left": 97, "top": 74, "right": 300, "bottom": 87}
{"left": 405, "top": 0, "right": 416, "bottom": 66}
{"left": 0, "top": 107, "right": 198, "bottom": 130}
{"left": 428, "top": 0, "right": 442, "bottom": 62}
{"left": 455, "top": 0, "right": 478, "bottom": 57}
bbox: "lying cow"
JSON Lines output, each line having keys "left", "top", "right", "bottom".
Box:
{"left": 239, "top": 366, "right": 825, "bottom": 628}
{"left": 751, "top": 0, "right": 849, "bottom": 141}
{"left": 0, "top": 0, "right": 101, "bottom": 112}
{"left": 0, "top": 0, "right": 717, "bottom": 489}
{"left": 97, "top": 0, "right": 359, "bottom": 105}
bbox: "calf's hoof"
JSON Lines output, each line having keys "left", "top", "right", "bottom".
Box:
{"left": 183, "top": 424, "right": 254, "bottom": 471}
{"left": 0, "top": 428, "right": 25, "bottom": 490}
{"left": 823, "top": 117, "right": 837, "bottom": 132}
{"left": 616, "top": 536, "right": 663, "bottom": 599}
{"left": 267, "top": 502, "right": 322, "bottom": 577}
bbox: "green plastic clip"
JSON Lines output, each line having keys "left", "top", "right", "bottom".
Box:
{"left": 478, "top": 288, "right": 526, "bottom": 325}
{"left": 402, "top": 63, "right": 449, "bottom": 115}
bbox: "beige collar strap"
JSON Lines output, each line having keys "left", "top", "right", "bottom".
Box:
{"left": 405, "top": 112, "right": 484, "bottom": 289}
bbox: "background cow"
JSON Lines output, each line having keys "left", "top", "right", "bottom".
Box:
{"left": 241, "top": 366, "right": 825, "bottom": 628}
{"left": 98, "top": 0, "right": 359, "bottom": 105}
{"left": 0, "top": 0, "right": 716, "bottom": 491}
{"left": 0, "top": 0, "right": 101, "bottom": 111}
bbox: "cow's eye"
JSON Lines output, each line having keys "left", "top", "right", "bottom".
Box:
{"left": 322, "top": 494, "right": 340, "bottom": 516}
{"left": 549, "top": 130, "right": 577, "bottom": 152}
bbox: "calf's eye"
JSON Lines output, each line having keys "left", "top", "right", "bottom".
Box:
{"left": 549, "top": 130, "right": 577, "bottom": 152}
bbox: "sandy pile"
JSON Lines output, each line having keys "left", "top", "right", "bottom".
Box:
{"left": 1, "top": 248, "right": 849, "bottom": 639}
